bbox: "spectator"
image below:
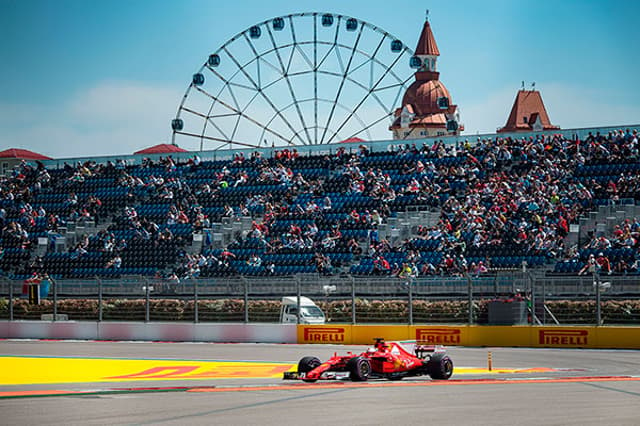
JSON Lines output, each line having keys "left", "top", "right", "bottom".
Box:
{"left": 106, "top": 255, "right": 122, "bottom": 269}
{"left": 595, "top": 252, "right": 612, "bottom": 275}
{"left": 578, "top": 254, "right": 597, "bottom": 276}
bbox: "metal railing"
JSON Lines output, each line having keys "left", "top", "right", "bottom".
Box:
{"left": 1, "top": 272, "right": 639, "bottom": 325}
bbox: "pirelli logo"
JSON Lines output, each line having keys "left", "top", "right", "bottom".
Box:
{"left": 303, "top": 327, "right": 345, "bottom": 343}
{"left": 416, "top": 328, "right": 461, "bottom": 345}
{"left": 539, "top": 329, "right": 588, "bottom": 346}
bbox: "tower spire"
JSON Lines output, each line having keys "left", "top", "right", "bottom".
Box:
{"left": 414, "top": 15, "right": 440, "bottom": 57}
{"left": 390, "top": 12, "right": 462, "bottom": 139}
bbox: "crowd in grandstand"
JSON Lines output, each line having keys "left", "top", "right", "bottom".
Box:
{"left": 1, "top": 128, "right": 639, "bottom": 280}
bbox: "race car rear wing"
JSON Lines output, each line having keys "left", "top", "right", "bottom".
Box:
{"left": 414, "top": 343, "right": 441, "bottom": 359}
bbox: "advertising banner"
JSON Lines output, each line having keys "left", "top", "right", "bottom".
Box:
{"left": 536, "top": 328, "right": 590, "bottom": 347}
{"left": 298, "top": 325, "right": 352, "bottom": 344}
{"left": 297, "top": 324, "right": 640, "bottom": 349}
{"left": 414, "top": 326, "right": 465, "bottom": 345}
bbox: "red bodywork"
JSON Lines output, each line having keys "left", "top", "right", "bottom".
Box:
{"left": 287, "top": 339, "right": 450, "bottom": 381}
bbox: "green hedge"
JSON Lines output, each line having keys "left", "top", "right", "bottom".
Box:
{"left": 0, "top": 298, "right": 639, "bottom": 324}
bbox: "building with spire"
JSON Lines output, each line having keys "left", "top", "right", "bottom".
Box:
{"left": 497, "top": 88, "right": 559, "bottom": 133}
{"left": 390, "top": 13, "right": 462, "bottom": 139}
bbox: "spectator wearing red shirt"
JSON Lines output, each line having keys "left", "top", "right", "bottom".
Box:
{"left": 596, "top": 253, "right": 612, "bottom": 275}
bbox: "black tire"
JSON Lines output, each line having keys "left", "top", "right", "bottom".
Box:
{"left": 347, "top": 356, "right": 371, "bottom": 382}
{"left": 298, "top": 356, "right": 321, "bottom": 382}
{"left": 427, "top": 353, "right": 454, "bottom": 380}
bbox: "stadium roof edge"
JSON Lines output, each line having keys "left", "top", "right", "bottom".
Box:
{"left": 39, "top": 124, "right": 639, "bottom": 168}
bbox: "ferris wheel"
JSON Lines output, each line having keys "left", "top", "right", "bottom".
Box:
{"left": 171, "top": 12, "right": 417, "bottom": 150}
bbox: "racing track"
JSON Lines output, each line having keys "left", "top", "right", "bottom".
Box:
{"left": 1, "top": 340, "right": 639, "bottom": 425}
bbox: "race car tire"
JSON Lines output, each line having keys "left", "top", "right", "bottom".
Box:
{"left": 298, "top": 356, "right": 321, "bottom": 382}
{"left": 347, "top": 356, "right": 371, "bottom": 382}
{"left": 426, "top": 353, "right": 453, "bottom": 380}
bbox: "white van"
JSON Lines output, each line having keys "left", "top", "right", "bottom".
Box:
{"left": 280, "top": 296, "right": 326, "bottom": 324}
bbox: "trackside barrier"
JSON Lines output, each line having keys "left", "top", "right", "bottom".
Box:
{"left": 297, "top": 325, "right": 640, "bottom": 349}
{"left": 3, "top": 321, "right": 639, "bottom": 348}
{"left": 0, "top": 321, "right": 297, "bottom": 343}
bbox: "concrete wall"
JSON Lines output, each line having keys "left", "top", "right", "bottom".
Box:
{"left": 0, "top": 321, "right": 297, "bottom": 343}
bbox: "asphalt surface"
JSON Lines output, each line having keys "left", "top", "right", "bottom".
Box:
{"left": 1, "top": 340, "right": 639, "bottom": 425}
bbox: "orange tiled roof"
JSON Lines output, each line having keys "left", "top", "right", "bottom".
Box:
{"left": 134, "top": 144, "right": 188, "bottom": 154}
{"left": 498, "top": 90, "right": 559, "bottom": 133}
{"left": 338, "top": 137, "right": 366, "bottom": 144}
{"left": 402, "top": 79, "right": 451, "bottom": 116}
{"left": 0, "top": 148, "right": 52, "bottom": 160}
{"left": 415, "top": 20, "right": 440, "bottom": 56}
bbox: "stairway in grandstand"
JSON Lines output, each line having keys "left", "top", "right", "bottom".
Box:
{"left": 554, "top": 202, "right": 640, "bottom": 275}
{"left": 574, "top": 203, "right": 640, "bottom": 246}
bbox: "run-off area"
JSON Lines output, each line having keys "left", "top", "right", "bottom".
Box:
{"left": 0, "top": 341, "right": 639, "bottom": 426}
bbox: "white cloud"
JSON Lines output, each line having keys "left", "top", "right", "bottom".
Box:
{"left": 1, "top": 80, "right": 638, "bottom": 159}
{"left": 458, "top": 87, "right": 516, "bottom": 135}
{"left": 0, "top": 81, "right": 185, "bottom": 158}
{"left": 68, "top": 82, "right": 179, "bottom": 127}
{"left": 542, "top": 83, "right": 640, "bottom": 129}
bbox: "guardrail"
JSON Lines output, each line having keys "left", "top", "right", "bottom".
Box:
{"left": 1, "top": 272, "right": 639, "bottom": 325}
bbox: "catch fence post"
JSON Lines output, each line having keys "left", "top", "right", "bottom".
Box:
{"left": 542, "top": 276, "right": 546, "bottom": 324}
{"left": 594, "top": 271, "right": 602, "bottom": 326}
{"left": 9, "top": 279, "right": 14, "bottom": 321}
{"left": 351, "top": 275, "right": 356, "bottom": 325}
{"left": 408, "top": 278, "right": 413, "bottom": 325}
{"left": 52, "top": 277, "right": 57, "bottom": 322}
{"left": 527, "top": 271, "right": 535, "bottom": 325}
{"left": 467, "top": 274, "right": 473, "bottom": 324}
{"left": 194, "top": 280, "right": 199, "bottom": 324}
{"left": 144, "top": 277, "right": 150, "bottom": 323}
{"left": 97, "top": 276, "right": 103, "bottom": 322}
{"left": 296, "top": 276, "right": 301, "bottom": 325}
{"left": 243, "top": 278, "right": 249, "bottom": 323}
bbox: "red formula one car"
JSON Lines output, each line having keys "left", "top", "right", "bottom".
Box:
{"left": 283, "top": 338, "right": 453, "bottom": 382}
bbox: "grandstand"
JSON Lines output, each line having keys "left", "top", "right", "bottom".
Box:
{"left": 1, "top": 12, "right": 639, "bottom": 286}
{"left": 1, "top": 126, "right": 639, "bottom": 283}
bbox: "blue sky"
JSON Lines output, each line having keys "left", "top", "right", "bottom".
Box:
{"left": 1, "top": 0, "right": 638, "bottom": 158}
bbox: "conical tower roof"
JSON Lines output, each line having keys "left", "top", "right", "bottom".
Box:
{"left": 415, "top": 19, "right": 440, "bottom": 56}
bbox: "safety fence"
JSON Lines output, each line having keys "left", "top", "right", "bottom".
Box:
{"left": 1, "top": 272, "right": 639, "bottom": 325}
